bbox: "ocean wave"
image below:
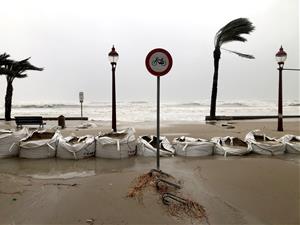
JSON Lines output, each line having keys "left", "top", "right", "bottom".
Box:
{"left": 13, "top": 104, "right": 79, "bottom": 108}
{"left": 219, "top": 102, "right": 249, "bottom": 107}
{"left": 129, "top": 101, "right": 149, "bottom": 104}
{"left": 288, "top": 103, "right": 300, "bottom": 106}
{"left": 172, "top": 103, "right": 207, "bottom": 107}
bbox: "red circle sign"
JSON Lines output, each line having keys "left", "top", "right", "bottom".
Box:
{"left": 145, "top": 48, "right": 173, "bottom": 76}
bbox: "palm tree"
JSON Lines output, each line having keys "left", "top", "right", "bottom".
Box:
{"left": 4, "top": 57, "right": 43, "bottom": 121}
{"left": 209, "top": 18, "right": 255, "bottom": 119}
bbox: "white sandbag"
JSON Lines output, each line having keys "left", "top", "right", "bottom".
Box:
{"left": 137, "top": 135, "right": 175, "bottom": 157}
{"left": 95, "top": 128, "right": 136, "bottom": 159}
{"left": 0, "top": 128, "right": 29, "bottom": 158}
{"left": 19, "top": 130, "right": 60, "bottom": 159}
{"left": 173, "top": 136, "right": 214, "bottom": 157}
{"left": 245, "top": 130, "right": 285, "bottom": 155}
{"left": 211, "top": 136, "right": 251, "bottom": 156}
{"left": 56, "top": 135, "right": 95, "bottom": 159}
{"left": 278, "top": 135, "right": 300, "bottom": 154}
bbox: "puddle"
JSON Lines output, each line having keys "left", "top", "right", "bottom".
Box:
{"left": 27, "top": 170, "right": 96, "bottom": 180}
{"left": 0, "top": 155, "right": 299, "bottom": 180}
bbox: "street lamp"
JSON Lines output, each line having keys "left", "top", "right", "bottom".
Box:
{"left": 275, "top": 46, "right": 287, "bottom": 131}
{"left": 108, "top": 45, "right": 119, "bottom": 132}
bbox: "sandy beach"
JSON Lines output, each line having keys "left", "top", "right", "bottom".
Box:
{"left": 0, "top": 119, "right": 299, "bottom": 225}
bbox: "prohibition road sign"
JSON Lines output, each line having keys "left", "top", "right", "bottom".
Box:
{"left": 145, "top": 48, "right": 173, "bottom": 76}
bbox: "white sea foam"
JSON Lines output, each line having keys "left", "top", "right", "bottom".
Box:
{"left": 0, "top": 100, "right": 299, "bottom": 122}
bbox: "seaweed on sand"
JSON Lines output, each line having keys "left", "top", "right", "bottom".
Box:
{"left": 167, "top": 198, "right": 208, "bottom": 222}
{"left": 127, "top": 171, "right": 171, "bottom": 200}
{"left": 127, "top": 170, "right": 208, "bottom": 223}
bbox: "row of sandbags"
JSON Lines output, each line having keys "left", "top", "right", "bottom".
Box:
{"left": 175, "top": 130, "right": 300, "bottom": 156}
{"left": 0, "top": 128, "right": 175, "bottom": 159}
{"left": 0, "top": 128, "right": 136, "bottom": 159}
{"left": 0, "top": 128, "right": 299, "bottom": 159}
{"left": 135, "top": 129, "right": 299, "bottom": 157}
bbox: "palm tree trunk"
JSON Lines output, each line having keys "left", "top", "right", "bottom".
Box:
{"left": 5, "top": 79, "right": 13, "bottom": 121}
{"left": 209, "top": 47, "right": 221, "bottom": 118}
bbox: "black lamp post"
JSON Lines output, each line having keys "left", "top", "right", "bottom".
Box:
{"left": 275, "top": 46, "right": 287, "bottom": 131}
{"left": 108, "top": 45, "right": 119, "bottom": 132}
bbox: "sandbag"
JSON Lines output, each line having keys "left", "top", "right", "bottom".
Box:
{"left": 173, "top": 136, "right": 214, "bottom": 157}
{"left": 278, "top": 135, "right": 300, "bottom": 154}
{"left": 137, "top": 135, "right": 174, "bottom": 157}
{"left": 56, "top": 135, "right": 95, "bottom": 159}
{"left": 211, "top": 136, "right": 251, "bottom": 156}
{"left": 95, "top": 128, "right": 136, "bottom": 159}
{"left": 245, "top": 130, "right": 285, "bottom": 155}
{"left": 19, "top": 130, "right": 60, "bottom": 159}
{"left": 0, "top": 128, "right": 29, "bottom": 158}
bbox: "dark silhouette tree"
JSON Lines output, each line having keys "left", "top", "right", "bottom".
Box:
{"left": 210, "top": 18, "right": 255, "bottom": 119}
{"left": 4, "top": 57, "right": 43, "bottom": 121}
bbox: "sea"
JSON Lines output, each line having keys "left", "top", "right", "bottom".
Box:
{"left": 1, "top": 100, "right": 299, "bottom": 122}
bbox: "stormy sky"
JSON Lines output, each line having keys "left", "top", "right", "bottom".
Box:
{"left": 0, "top": 0, "right": 299, "bottom": 104}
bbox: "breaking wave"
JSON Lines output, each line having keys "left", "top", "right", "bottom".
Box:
{"left": 288, "top": 103, "right": 300, "bottom": 107}
{"left": 13, "top": 104, "right": 79, "bottom": 108}
{"left": 219, "top": 102, "right": 249, "bottom": 107}
{"left": 3, "top": 100, "right": 298, "bottom": 122}
{"left": 172, "top": 102, "right": 208, "bottom": 107}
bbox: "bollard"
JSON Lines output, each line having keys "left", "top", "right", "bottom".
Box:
{"left": 58, "top": 115, "right": 66, "bottom": 129}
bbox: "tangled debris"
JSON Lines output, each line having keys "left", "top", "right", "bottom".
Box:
{"left": 127, "top": 169, "right": 208, "bottom": 223}
{"left": 127, "top": 170, "right": 171, "bottom": 201}
{"left": 127, "top": 172, "right": 154, "bottom": 198}
{"left": 167, "top": 198, "right": 207, "bottom": 220}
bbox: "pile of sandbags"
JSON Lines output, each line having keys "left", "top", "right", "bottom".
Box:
{"left": 212, "top": 136, "right": 251, "bottom": 156}
{"left": 56, "top": 135, "right": 95, "bottom": 159}
{"left": 137, "top": 135, "right": 175, "bottom": 157}
{"left": 95, "top": 128, "right": 136, "bottom": 159}
{"left": 0, "top": 128, "right": 29, "bottom": 158}
{"left": 279, "top": 135, "right": 300, "bottom": 154}
{"left": 19, "top": 130, "right": 60, "bottom": 159}
{"left": 173, "top": 136, "right": 214, "bottom": 157}
{"left": 245, "top": 130, "right": 285, "bottom": 155}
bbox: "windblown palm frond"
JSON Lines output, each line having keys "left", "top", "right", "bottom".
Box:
{"left": 0, "top": 53, "right": 14, "bottom": 67}
{"left": 0, "top": 53, "right": 10, "bottom": 62}
{"left": 0, "top": 53, "right": 10, "bottom": 63}
{"left": 11, "top": 57, "right": 43, "bottom": 74}
{"left": 221, "top": 48, "right": 255, "bottom": 59}
{"left": 14, "top": 73, "right": 28, "bottom": 79}
{"left": 214, "top": 18, "right": 255, "bottom": 47}
{"left": 0, "top": 68, "right": 15, "bottom": 76}
{"left": 0, "top": 53, "right": 15, "bottom": 76}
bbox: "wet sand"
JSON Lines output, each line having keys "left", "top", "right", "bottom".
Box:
{"left": 0, "top": 119, "right": 299, "bottom": 224}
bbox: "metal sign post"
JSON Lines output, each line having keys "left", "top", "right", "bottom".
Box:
{"left": 79, "top": 92, "right": 84, "bottom": 119}
{"left": 157, "top": 76, "right": 160, "bottom": 169}
{"left": 145, "top": 48, "right": 173, "bottom": 170}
